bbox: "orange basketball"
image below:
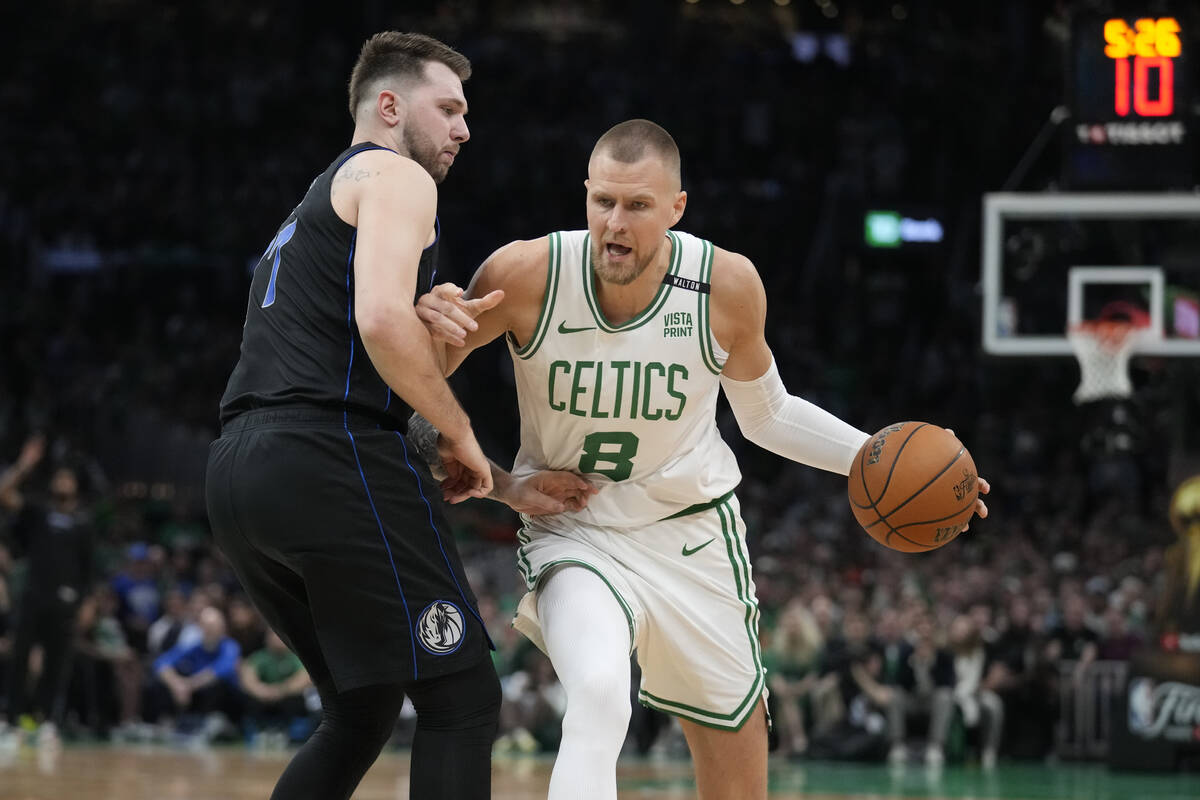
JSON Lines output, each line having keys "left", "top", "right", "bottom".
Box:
{"left": 847, "top": 422, "right": 978, "bottom": 552}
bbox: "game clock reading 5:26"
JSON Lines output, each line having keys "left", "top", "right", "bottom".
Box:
{"left": 1070, "top": 12, "right": 1191, "bottom": 158}
{"left": 1103, "top": 17, "right": 1181, "bottom": 116}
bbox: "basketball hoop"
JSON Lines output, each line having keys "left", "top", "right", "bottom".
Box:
{"left": 1067, "top": 319, "right": 1150, "bottom": 404}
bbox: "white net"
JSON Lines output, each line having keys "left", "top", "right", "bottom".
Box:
{"left": 1068, "top": 322, "right": 1150, "bottom": 404}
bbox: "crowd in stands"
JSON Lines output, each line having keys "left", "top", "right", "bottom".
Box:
{"left": 2, "top": 0, "right": 1196, "bottom": 766}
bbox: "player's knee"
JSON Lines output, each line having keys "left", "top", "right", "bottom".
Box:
{"left": 411, "top": 659, "right": 502, "bottom": 733}
{"left": 563, "top": 665, "right": 631, "bottom": 734}
{"left": 458, "top": 660, "right": 502, "bottom": 727}
{"left": 324, "top": 683, "right": 406, "bottom": 745}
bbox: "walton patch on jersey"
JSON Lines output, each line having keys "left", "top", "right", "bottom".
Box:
{"left": 547, "top": 359, "right": 689, "bottom": 421}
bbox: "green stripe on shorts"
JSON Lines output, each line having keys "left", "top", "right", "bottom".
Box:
{"left": 530, "top": 559, "right": 636, "bottom": 657}
{"left": 638, "top": 499, "right": 765, "bottom": 730}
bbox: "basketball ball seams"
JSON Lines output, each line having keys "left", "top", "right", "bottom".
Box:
{"left": 875, "top": 422, "right": 927, "bottom": 506}
{"left": 849, "top": 421, "right": 924, "bottom": 511}
{"left": 882, "top": 519, "right": 937, "bottom": 551}
{"left": 847, "top": 421, "right": 978, "bottom": 553}
{"left": 855, "top": 438, "right": 874, "bottom": 509}
{"left": 876, "top": 447, "right": 967, "bottom": 521}
{"left": 860, "top": 492, "right": 976, "bottom": 531}
{"left": 888, "top": 497, "right": 978, "bottom": 531}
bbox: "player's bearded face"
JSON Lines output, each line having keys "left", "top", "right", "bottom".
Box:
{"left": 404, "top": 122, "right": 450, "bottom": 184}
{"left": 586, "top": 154, "right": 684, "bottom": 287}
{"left": 589, "top": 235, "right": 662, "bottom": 286}
{"left": 399, "top": 64, "right": 468, "bottom": 185}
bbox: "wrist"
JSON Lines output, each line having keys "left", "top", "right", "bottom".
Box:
{"left": 439, "top": 417, "right": 473, "bottom": 445}
{"left": 488, "top": 465, "right": 513, "bottom": 501}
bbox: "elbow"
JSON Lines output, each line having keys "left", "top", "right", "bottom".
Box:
{"left": 356, "top": 302, "right": 421, "bottom": 346}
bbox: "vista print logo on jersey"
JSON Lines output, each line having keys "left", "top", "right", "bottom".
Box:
{"left": 416, "top": 600, "right": 465, "bottom": 655}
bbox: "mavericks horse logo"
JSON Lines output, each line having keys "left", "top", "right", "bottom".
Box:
{"left": 417, "top": 600, "right": 465, "bottom": 655}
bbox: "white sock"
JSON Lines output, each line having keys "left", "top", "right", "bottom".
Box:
{"left": 538, "top": 567, "right": 633, "bottom": 800}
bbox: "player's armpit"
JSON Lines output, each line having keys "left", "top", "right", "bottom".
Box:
{"left": 706, "top": 247, "right": 772, "bottom": 381}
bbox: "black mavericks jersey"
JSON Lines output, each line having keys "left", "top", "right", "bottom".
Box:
{"left": 220, "top": 143, "right": 438, "bottom": 430}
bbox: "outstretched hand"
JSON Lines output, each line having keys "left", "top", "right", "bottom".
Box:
{"left": 416, "top": 283, "right": 504, "bottom": 347}
{"left": 501, "top": 471, "right": 598, "bottom": 515}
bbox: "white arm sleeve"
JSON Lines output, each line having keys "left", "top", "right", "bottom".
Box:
{"left": 719, "top": 359, "right": 870, "bottom": 476}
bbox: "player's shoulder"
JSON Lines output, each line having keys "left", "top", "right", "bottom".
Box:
{"left": 338, "top": 147, "right": 435, "bottom": 192}
{"left": 707, "top": 243, "right": 764, "bottom": 299}
{"left": 484, "top": 236, "right": 549, "bottom": 276}
{"left": 471, "top": 235, "right": 554, "bottom": 300}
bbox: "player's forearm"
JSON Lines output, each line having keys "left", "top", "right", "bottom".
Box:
{"left": 359, "top": 311, "right": 472, "bottom": 442}
{"left": 720, "top": 360, "right": 870, "bottom": 476}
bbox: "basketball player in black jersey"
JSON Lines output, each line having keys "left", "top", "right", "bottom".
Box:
{"left": 205, "top": 32, "right": 591, "bottom": 800}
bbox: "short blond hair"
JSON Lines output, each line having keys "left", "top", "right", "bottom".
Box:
{"left": 591, "top": 119, "right": 681, "bottom": 185}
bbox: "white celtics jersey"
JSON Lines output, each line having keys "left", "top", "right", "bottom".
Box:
{"left": 508, "top": 229, "right": 742, "bottom": 528}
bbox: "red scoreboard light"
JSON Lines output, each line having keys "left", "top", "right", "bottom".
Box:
{"left": 1067, "top": 11, "right": 1194, "bottom": 188}
{"left": 1104, "top": 17, "right": 1180, "bottom": 117}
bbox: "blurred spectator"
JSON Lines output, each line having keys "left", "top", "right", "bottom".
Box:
{"left": 146, "top": 587, "right": 191, "bottom": 659}
{"left": 238, "top": 630, "right": 312, "bottom": 746}
{"left": 765, "top": 599, "right": 823, "bottom": 758}
{"left": 808, "top": 612, "right": 889, "bottom": 761}
{"left": 110, "top": 543, "right": 162, "bottom": 654}
{"left": 1049, "top": 593, "right": 1099, "bottom": 682}
{"left": 226, "top": 594, "right": 266, "bottom": 656}
{"left": 984, "top": 594, "right": 1055, "bottom": 759}
{"left": 891, "top": 614, "right": 955, "bottom": 767}
{"left": 1098, "top": 603, "right": 1144, "bottom": 661}
{"left": 0, "top": 436, "right": 94, "bottom": 747}
{"left": 969, "top": 603, "right": 999, "bottom": 646}
{"left": 144, "top": 605, "right": 240, "bottom": 739}
{"left": 949, "top": 614, "right": 1003, "bottom": 769}
{"left": 73, "top": 585, "right": 142, "bottom": 736}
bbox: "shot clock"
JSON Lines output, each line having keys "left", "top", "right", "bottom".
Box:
{"left": 1067, "top": 10, "right": 1194, "bottom": 188}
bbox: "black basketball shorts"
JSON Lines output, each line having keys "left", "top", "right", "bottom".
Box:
{"left": 205, "top": 407, "right": 492, "bottom": 691}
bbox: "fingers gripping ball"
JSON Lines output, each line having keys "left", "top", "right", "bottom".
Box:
{"left": 847, "top": 422, "right": 978, "bottom": 552}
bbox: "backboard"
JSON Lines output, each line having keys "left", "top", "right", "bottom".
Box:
{"left": 981, "top": 193, "right": 1200, "bottom": 356}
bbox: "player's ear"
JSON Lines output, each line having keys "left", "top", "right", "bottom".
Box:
{"left": 669, "top": 190, "right": 687, "bottom": 228}
{"left": 377, "top": 89, "right": 405, "bottom": 127}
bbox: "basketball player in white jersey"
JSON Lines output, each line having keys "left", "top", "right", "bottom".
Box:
{"left": 416, "top": 119, "right": 989, "bottom": 798}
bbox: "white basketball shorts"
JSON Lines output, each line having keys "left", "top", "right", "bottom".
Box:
{"left": 512, "top": 490, "right": 766, "bottom": 730}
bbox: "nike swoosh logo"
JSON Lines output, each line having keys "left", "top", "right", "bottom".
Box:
{"left": 557, "top": 321, "right": 596, "bottom": 334}
{"left": 681, "top": 538, "right": 715, "bottom": 557}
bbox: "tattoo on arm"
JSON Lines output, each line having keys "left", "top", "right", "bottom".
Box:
{"left": 408, "top": 414, "right": 448, "bottom": 481}
{"left": 330, "top": 165, "right": 380, "bottom": 196}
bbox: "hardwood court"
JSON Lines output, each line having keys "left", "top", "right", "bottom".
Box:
{"left": 0, "top": 745, "right": 1195, "bottom": 799}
